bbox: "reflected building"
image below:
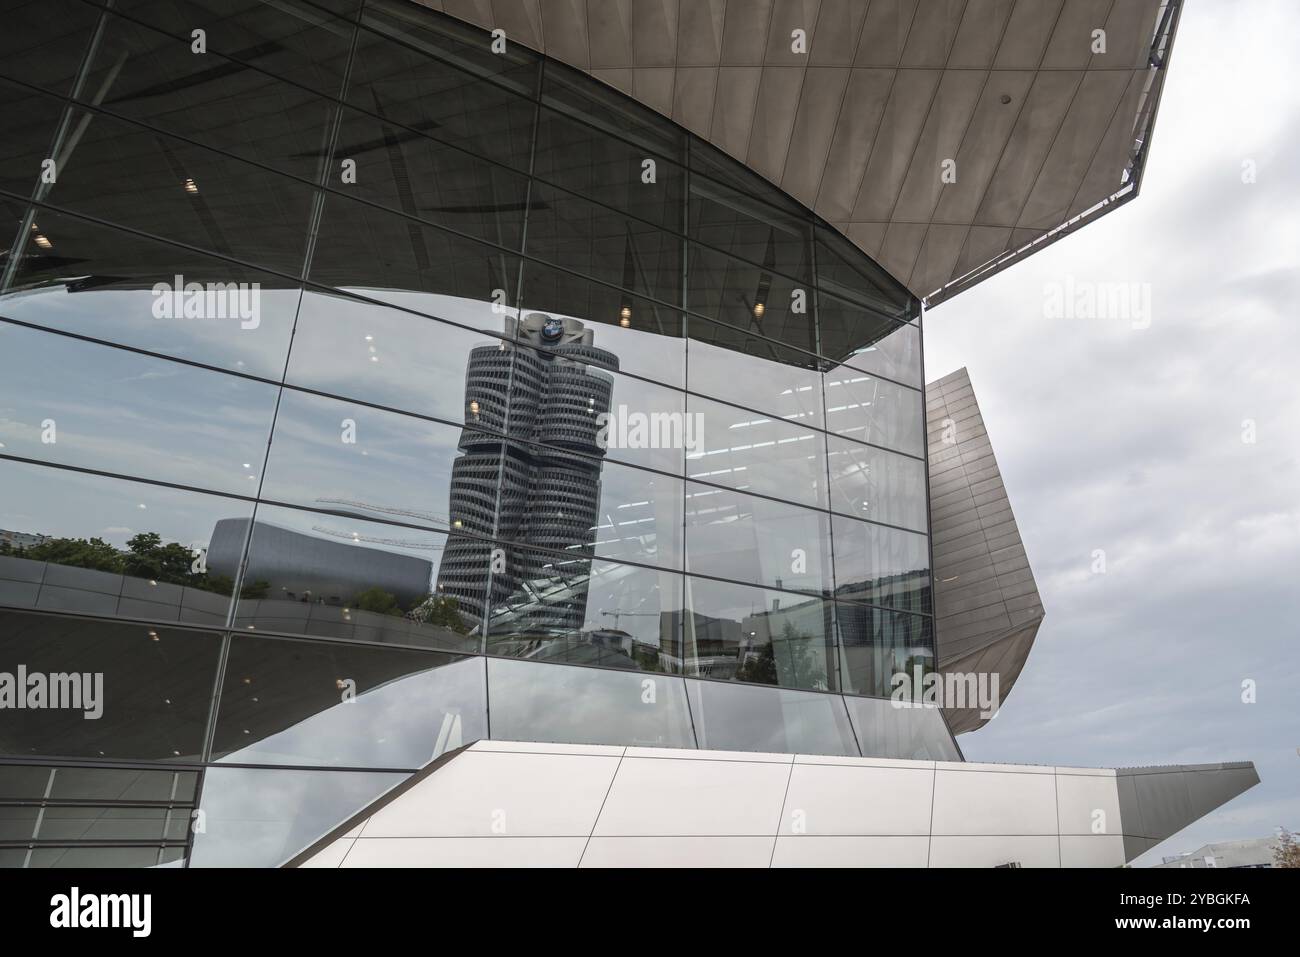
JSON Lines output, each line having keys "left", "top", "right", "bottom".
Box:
{"left": 437, "top": 312, "right": 619, "bottom": 632}
{"left": 0, "top": 0, "right": 1258, "bottom": 869}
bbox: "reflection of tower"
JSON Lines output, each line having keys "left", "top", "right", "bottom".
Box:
{"left": 435, "top": 313, "right": 620, "bottom": 632}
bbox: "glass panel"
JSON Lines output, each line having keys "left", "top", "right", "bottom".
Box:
{"left": 832, "top": 514, "right": 932, "bottom": 614}
{"left": 686, "top": 679, "right": 858, "bottom": 757}
{"left": 532, "top": 105, "right": 684, "bottom": 233}
{"left": 689, "top": 173, "right": 811, "bottom": 282}
{"left": 114, "top": 0, "right": 361, "bottom": 97}
{"left": 495, "top": 440, "right": 683, "bottom": 572}
{"left": 329, "top": 104, "right": 529, "bottom": 248}
{"left": 820, "top": 304, "right": 921, "bottom": 388}
{"left": 308, "top": 192, "right": 523, "bottom": 334}
{"left": 684, "top": 576, "right": 835, "bottom": 691}
{"left": 541, "top": 60, "right": 683, "bottom": 159}
{"left": 685, "top": 482, "right": 831, "bottom": 595}
{"left": 0, "top": 607, "right": 220, "bottom": 762}
{"left": 46, "top": 766, "right": 198, "bottom": 802}
{"left": 0, "top": 458, "right": 251, "bottom": 626}
{"left": 359, "top": 0, "right": 539, "bottom": 95}
{"left": 24, "top": 846, "right": 181, "bottom": 868}
{"left": 286, "top": 289, "right": 514, "bottom": 423}
{"left": 213, "top": 640, "right": 485, "bottom": 768}
{"left": 0, "top": 209, "right": 300, "bottom": 380}
{"left": 518, "top": 259, "right": 685, "bottom": 388}
{"left": 487, "top": 657, "right": 695, "bottom": 749}
{"left": 0, "top": 324, "right": 277, "bottom": 494}
{"left": 84, "top": 9, "right": 341, "bottom": 182}
{"left": 228, "top": 504, "right": 482, "bottom": 651}
{"left": 36, "top": 805, "right": 176, "bottom": 842}
{"left": 349, "top": 5, "right": 536, "bottom": 170}
{"left": 260, "top": 386, "right": 485, "bottom": 533}
{"left": 689, "top": 138, "right": 807, "bottom": 219}
{"left": 814, "top": 224, "right": 914, "bottom": 321}
{"left": 687, "top": 321, "right": 825, "bottom": 429}
{"left": 36, "top": 105, "right": 316, "bottom": 276}
{"left": 687, "top": 243, "right": 817, "bottom": 354}
{"left": 509, "top": 338, "right": 686, "bottom": 476}
{"left": 190, "top": 766, "right": 404, "bottom": 867}
{"left": 0, "top": 0, "right": 102, "bottom": 95}
{"left": 826, "top": 435, "right": 928, "bottom": 531}
{"left": 486, "top": 553, "right": 683, "bottom": 674}
{"left": 843, "top": 695, "right": 960, "bottom": 761}
{"left": 686, "top": 394, "right": 828, "bottom": 510}
{"left": 823, "top": 366, "right": 925, "bottom": 456}
{"left": 836, "top": 603, "right": 935, "bottom": 698}
{"left": 525, "top": 181, "right": 682, "bottom": 305}
{"left": 0, "top": 79, "right": 67, "bottom": 200}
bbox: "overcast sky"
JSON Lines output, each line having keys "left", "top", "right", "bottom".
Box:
{"left": 925, "top": 0, "right": 1300, "bottom": 865}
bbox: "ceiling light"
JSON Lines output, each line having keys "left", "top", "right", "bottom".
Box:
{"left": 184, "top": 178, "right": 198, "bottom": 193}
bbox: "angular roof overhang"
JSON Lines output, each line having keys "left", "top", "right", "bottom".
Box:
{"left": 415, "top": 0, "right": 1182, "bottom": 304}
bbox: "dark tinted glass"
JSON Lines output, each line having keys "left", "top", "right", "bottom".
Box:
{"left": 349, "top": 5, "right": 536, "bottom": 169}
{"left": 0, "top": 607, "right": 220, "bottom": 762}
{"left": 542, "top": 61, "right": 683, "bottom": 159}
{"left": 0, "top": 208, "right": 300, "bottom": 380}
{"left": 684, "top": 576, "right": 835, "bottom": 691}
{"left": 36, "top": 106, "right": 316, "bottom": 275}
{"left": 328, "top": 104, "right": 529, "bottom": 248}
{"left": 814, "top": 225, "right": 913, "bottom": 321}
{"left": 308, "top": 192, "right": 523, "bottom": 332}
{"left": 687, "top": 243, "right": 817, "bottom": 354}
{"left": 114, "top": 0, "right": 361, "bottom": 97}
{"left": 84, "top": 9, "right": 340, "bottom": 182}
{"left": 0, "top": 79, "right": 67, "bottom": 200}
{"left": 0, "top": 0, "right": 102, "bottom": 95}
{"left": 689, "top": 173, "right": 812, "bottom": 281}
{"left": 525, "top": 181, "right": 682, "bottom": 305}
{"left": 488, "top": 657, "right": 694, "bottom": 749}
{"left": 532, "top": 105, "right": 684, "bottom": 233}
{"left": 0, "top": 458, "right": 252, "bottom": 626}
{"left": 213, "top": 639, "right": 485, "bottom": 767}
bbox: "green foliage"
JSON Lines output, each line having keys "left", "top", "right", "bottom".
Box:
{"left": 353, "top": 586, "right": 404, "bottom": 617}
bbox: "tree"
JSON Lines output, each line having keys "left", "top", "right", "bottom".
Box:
{"left": 1274, "top": 829, "right": 1300, "bottom": 868}
{"left": 353, "top": 586, "right": 403, "bottom": 617}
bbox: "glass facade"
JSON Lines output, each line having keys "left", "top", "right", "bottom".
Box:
{"left": 0, "top": 0, "right": 954, "bottom": 867}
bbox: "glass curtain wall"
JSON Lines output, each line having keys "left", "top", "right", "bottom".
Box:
{"left": 0, "top": 0, "right": 950, "bottom": 866}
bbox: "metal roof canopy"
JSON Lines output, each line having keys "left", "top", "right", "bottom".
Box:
{"left": 415, "top": 0, "right": 1183, "bottom": 305}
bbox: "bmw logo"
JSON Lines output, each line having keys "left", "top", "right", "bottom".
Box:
{"left": 541, "top": 316, "right": 564, "bottom": 342}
